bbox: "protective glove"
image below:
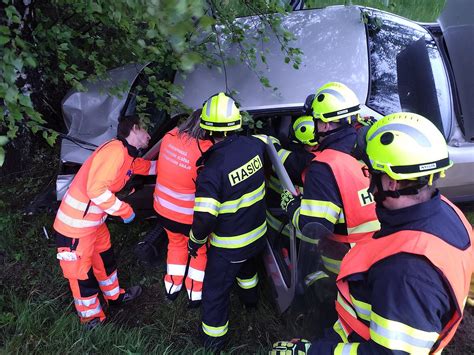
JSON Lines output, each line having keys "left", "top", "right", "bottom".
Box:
{"left": 270, "top": 339, "right": 311, "bottom": 355}
{"left": 122, "top": 212, "right": 136, "bottom": 224}
{"left": 281, "top": 189, "right": 299, "bottom": 212}
{"left": 187, "top": 239, "right": 202, "bottom": 258}
{"left": 357, "top": 115, "right": 376, "bottom": 127}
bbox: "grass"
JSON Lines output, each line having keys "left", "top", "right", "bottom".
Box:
{"left": 1, "top": 148, "right": 473, "bottom": 354}
{"left": 0, "top": 142, "right": 286, "bottom": 354}
{"left": 0, "top": 206, "right": 286, "bottom": 354}
{"left": 306, "top": 0, "right": 446, "bottom": 22}
{"left": 1, "top": 1, "right": 471, "bottom": 353}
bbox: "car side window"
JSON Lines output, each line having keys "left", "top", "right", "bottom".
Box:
{"left": 365, "top": 10, "right": 452, "bottom": 138}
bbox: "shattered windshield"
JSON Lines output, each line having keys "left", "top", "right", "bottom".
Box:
{"left": 365, "top": 10, "right": 452, "bottom": 137}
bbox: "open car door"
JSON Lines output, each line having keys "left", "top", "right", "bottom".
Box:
{"left": 263, "top": 137, "right": 298, "bottom": 313}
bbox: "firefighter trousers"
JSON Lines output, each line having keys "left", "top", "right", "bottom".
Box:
{"left": 201, "top": 247, "right": 259, "bottom": 344}
{"left": 164, "top": 228, "right": 207, "bottom": 301}
{"left": 56, "top": 224, "right": 124, "bottom": 322}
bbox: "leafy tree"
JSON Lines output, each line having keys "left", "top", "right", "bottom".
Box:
{"left": 0, "top": 0, "right": 302, "bottom": 166}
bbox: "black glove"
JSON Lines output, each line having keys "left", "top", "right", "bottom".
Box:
{"left": 270, "top": 339, "right": 311, "bottom": 354}
{"left": 281, "top": 189, "right": 301, "bottom": 220}
{"left": 187, "top": 239, "right": 202, "bottom": 258}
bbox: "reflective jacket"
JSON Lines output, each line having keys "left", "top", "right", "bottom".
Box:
{"left": 289, "top": 127, "right": 365, "bottom": 236}
{"left": 54, "top": 139, "right": 155, "bottom": 238}
{"left": 190, "top": 134, "right": 267, "bottom": 261}
{"left": 333, "top": 196, "right": 473, "bottom": 354}
{"left": 154, "top": 128, "right": 212, "bottom": 225}
{"left": 302, "top": 149, "right": 379, "bottom": 244}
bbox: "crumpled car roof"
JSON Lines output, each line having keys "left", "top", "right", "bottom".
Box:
{"left": 60, "top": 63, "right": 146, "bottom": 164}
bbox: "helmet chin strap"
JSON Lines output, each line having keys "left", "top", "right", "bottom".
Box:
{"left": 369, "top": 173, "right": 426, "bottom": 204}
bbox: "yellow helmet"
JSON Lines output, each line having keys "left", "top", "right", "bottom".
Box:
{"left": 200, "top": 92, "right": 241, "bottom": 132}
{"left": 292, "top": 115, "right": 318, "bottom": 146}
{"left": 366, "top": 112, "right": 452, "bottom": 181}
{"left": 311, "top": 82, "right": 361, "bottom": 123}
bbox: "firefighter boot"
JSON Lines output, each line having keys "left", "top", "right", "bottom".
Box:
{"left": 109, "top": 285, "right": 143, "bottom": 305}
{"left": 83, "top": 317, "right": 103, "bottom": 331}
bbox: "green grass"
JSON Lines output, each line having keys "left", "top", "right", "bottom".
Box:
{"left": 1, "top": 2, "right": 471, "bottom": 353}
{"left": 0, "top": 205, "right": 286, "bottom": 353}
{"left": 1, "top": 168, "right": 473, "bottom": 353}
{"left": 307, "top": 0, "right": 446, "bottom": 22}
{"left": 1, "top": 292, "right": 180, "bottom": 354}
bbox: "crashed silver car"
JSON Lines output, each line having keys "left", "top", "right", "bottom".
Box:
{"left": 55, "top": 1, "right": 474, "bottom": 316}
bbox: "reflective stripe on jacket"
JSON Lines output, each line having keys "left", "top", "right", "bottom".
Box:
{"left": 154, "top": 128, "right": 212, "bottom": 224}
{"left": 304, "top": 149, "right": 379, "bottom": 244}
{"left": 54, "top": 139, "right": 153, "bottom": 238}
{"left": 190, "top": 135, "right": 267, "bottom": 260}
{"left": 335, "top": 196, "right": 474, "bottom": 354}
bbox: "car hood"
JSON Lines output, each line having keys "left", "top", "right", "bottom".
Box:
{"left": 60, "top": 63, "right": 146, "bottom": 164}
{"left": 174, "top": 6, "right": 369, "bottom": 112}
{"left": 438, "top": 0, "right": 474, "bottom": 141}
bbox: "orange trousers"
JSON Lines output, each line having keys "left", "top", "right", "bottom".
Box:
{"left": 164, "top": 228, "right": 207, "bottom": 301}
{"left": 56, "top": 224, "right": 124, "bottom": 322}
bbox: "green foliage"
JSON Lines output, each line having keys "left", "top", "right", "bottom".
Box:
{"left": 0, "top": 3, "right": 47, "bottom": 148}
{"left": 0, "top": 0, "right": 301, "bottom": 163}
{"left": 0, "top": 135, "right": 8, "bottom": 166}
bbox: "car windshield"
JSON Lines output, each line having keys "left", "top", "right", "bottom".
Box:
{"left": 365, "top": 9, "right": 452, "bottom": 137}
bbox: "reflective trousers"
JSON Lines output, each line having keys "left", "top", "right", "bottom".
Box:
{"left": 164, "top": 228, "right": 207, "bottom": 301}
{"left": 201, "top": 247, "right": 259, "bottom": 343}
{"left": 56, "top": 224, "right": 124, "bottom": 322}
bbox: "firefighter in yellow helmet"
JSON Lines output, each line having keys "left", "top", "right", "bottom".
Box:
{"left": 272, "top": 112, "right": 473, "bottom": 354}
{"left": 265, "top": 115, "right": 319, "bottom": 257}
{"left": 187, "top": 92, "right": 268, "bottom": 351}
{"left": 281, "top": 82, "right": 379, "bottom": 277}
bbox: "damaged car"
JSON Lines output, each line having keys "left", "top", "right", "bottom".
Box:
{"left": 50, "top": 0, "right": 474, "bottom": 324}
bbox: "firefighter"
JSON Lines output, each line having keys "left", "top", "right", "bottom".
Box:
{"left": 271, "top": 112, "right": 473, "bottom": 354}
{"left": 187, "top": 92, "right": 267, "bottom": 351}
{"left": 280, "top": 82, "right": 379, "bottom": 276}
{"left": 53, "top": 115, "right": 155, "bottom": 328}
{"left": 154, "top": 109, "right": 213, "bottom": 306}
{"left": 266, "top": 116, "right": 316, "bottom": 245}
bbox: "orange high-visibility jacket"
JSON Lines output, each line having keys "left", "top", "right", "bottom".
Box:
{"left": 54, "top": 139, "right": 155, "bottom": 238}
{"left": 335, "top": 197, "right": 474, "bottom": 353}
{"left": 304, "top": 149, "right": 379, "bottom": 244}
{"left": 154, "top": 128, "right": 212, "bottom": 225}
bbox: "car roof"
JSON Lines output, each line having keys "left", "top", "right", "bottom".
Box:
{"left": 174, "top": 6, "right": 369, "bottom": 113}
{"left": 438, "top": 0, "right": 474, "bottom": 141}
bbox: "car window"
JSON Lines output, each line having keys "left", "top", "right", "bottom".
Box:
{"left": 365, "top": 10, "right": 452, "bottom": 138}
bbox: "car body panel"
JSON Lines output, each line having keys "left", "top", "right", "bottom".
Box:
{"left": 55, "top": 3, "right": 474, "bottom": 203}
{"left": 438, "top": 0, "right": 474, "bottom": 142}
{"left": 60, "top": 63, "right": 147, "bottom": 165}
{"left": 175, "top": 6, "right": 369, "bottom": 112}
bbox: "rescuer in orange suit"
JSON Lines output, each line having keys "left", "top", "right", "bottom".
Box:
{"left": 154, "top": 109, "right": 213, "bottom": 307}
{"left": 53, "top": 114, "right": 156, "bottom": 329}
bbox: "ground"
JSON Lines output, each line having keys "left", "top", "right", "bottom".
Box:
{"left": 0, "top": 144, "right": 473, "bottom": 354}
